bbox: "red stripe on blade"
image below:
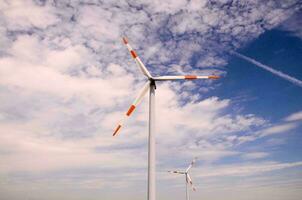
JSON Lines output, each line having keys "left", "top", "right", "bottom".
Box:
{"left": 185, "top": 75, "right": 197, "bottom": 80}
{"left": 126, "top": 105, "right": 136, "bottom": 116}
{"left": 122, "top": 37, "right": 128, "bottom": 44}
{"left": 208, "top": 75, "right": 220, "bottom": 79}
{"left": 113, "top": 125, "right": 122, "bottom": 136}
{"left": 130, "top": 50, "right": 137, "bottom": 58}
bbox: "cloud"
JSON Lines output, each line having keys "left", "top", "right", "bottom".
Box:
{"left": 241, "top": 152, "right": 270, "bottom": 160}
{"left": 232, "top": 52, "right": 302, "bottom": 88}
{"left": 284, "top": 110, "right": 302, "bottom": 122}
{"left": 1, "top": 0, "right": 59, "bottom": 30}
{"left": 0, "top": 121, "right": 147, "bottom": 173}
{"left": 280, "top": 11, "right": 302, "bottom": 39}
{"left": 260, "top": 123, "right": 298, "bottom": 137}
{"left": 236, "top": 122, "right": 299, "bottom": 145}
{"left": 223, "top": 110, "right": 301, "bottom": 146}
{"left": 0, "top": 58, "right": 133, "bottom": 107}
{"left": 197, "top": 161, "right": 302, "bottom": 178}
{"left": 2, "top": 0, "right": 299, "bottom": 72}
{"left": 0, "top": 1, "right": 301, "bottom": 199}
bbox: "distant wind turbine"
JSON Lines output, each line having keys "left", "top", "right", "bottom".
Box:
{"left": 113, "top": 37, "right": 219, "bottom": 200}
{"left": 168, "top": 158, "right": 197, "bottom": 200}
{"left": 232, "top": 51, "right": 302, "bottom": 88}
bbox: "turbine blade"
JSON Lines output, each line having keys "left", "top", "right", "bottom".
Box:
{"left": 186, "top": 174, "right": 196, "bottom": 191}
{"left": 186, "top": 157, "right": 197, "bottom": 172}
{"left": 113, "top": 81, "right": 150, "bottom": 136}
{"left": 153, "top": 75, "right": 220, "bottom": 81}
{"left": 168, "top": 170, "right": 184, "bottom": 174}
{"left": 122, "top": 37, "right": 152, "bottom": 78}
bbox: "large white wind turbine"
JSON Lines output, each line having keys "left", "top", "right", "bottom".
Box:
{"left": 168, "top": 158, "right": 197, "bottom": 200}
{"left": 113, "top": 37, "right": 219, "bottom": 200}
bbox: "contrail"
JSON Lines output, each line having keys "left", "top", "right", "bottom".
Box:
{"left": 232, "top": 51, "right": 302, "bottom": 88}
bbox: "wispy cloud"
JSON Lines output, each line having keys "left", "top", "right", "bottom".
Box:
{"left": 232, "top": 51, "right": 302, "bottom": 88}
{"left": 236, "top": 121, "right": 299, "bottom": 145}
{"left": 241, "top": 152, "right": 270, "bottom": 160}
{"left": 197, "top": 161, "right": 302, "bottom": 178}
{"left": 260, "top": 123, "right": 298, "bottom": 137}
{"left": 280, "top": 11, "right": 302, "bottom": 39}
{"left": 284, "top": 110, "right": 302, "bottom": 122}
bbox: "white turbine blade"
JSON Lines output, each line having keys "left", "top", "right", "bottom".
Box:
{"left": 186, "top": 174, "right": 196, "bottom": 191}
{"left": 122, "top": 37, "right": 152, "bottom": 78}
{"left": 168, "top": 170, "right": 185, "bottom": 174}
{"left": 153, "top": 75, "right": 220, "bottom": 81}
{"left": 113, "top": 81, "right": 150, "bottom": 136}
{"left": 186, "top": 157, "right": 197, "bottom": 172}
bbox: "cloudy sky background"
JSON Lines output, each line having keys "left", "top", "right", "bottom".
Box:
{"left": 0, "top": 0, "right": 302, "bottom": 200}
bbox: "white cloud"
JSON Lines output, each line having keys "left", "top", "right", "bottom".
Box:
{"left": 232, "top": 52, "right": 302, "bottom": 88}
{"left": 0, "top": 1, "right": 301, "bottom": 199}
{"left": 260, "top": 123, "right": 298, "bottom": 137}
{"left": 280, "top": 11, "right": 302, "bottom": 39}
{"left": 241, "top": 152, "right": 269, "bottom": 160}
{"left": 197, "top": 161, "right": 302, "bottom": 178}
{"left": 150, "top": 0, "right": 188, "bottom": 14}
{"left": 284, "top": 110, "right": 302, "bottom": 122}
{"left": 1, "top": 0, "right": 59, "bottom": 30}
{"left": 45, "top": 45, "right": 91, "bottom": 72}
{"left": 0, "top": 121, "right": 146, "bottom": 173}
{"left": 78, "top": 5, "right": 120, "bottom": 40}
{"left": 236, "top": 122, "right": 299, "bottom": 145}
{"left": 0, "top": 58, "right": 133, "bottom": 107}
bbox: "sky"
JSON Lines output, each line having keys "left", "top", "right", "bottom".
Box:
{"left": 0, "top": 0, "right": 302, "bottom": 200}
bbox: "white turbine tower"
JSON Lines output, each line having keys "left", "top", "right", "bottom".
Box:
{"left": 113, "top": 37, "right": 219, "bottom": 200}
{"left": 168, "top": 158, "right": 197, "bottom": 200}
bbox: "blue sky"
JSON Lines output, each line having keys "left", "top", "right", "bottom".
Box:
{"left": 0, "top": 1, "right": 302, "bottom": 200}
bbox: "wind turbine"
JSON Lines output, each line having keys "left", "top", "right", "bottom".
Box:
{"left": 113, "top": 37, "right": 219, "bottom": 200}
{"left": 168, "top": 158, "right": 197, "bottom": 200}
